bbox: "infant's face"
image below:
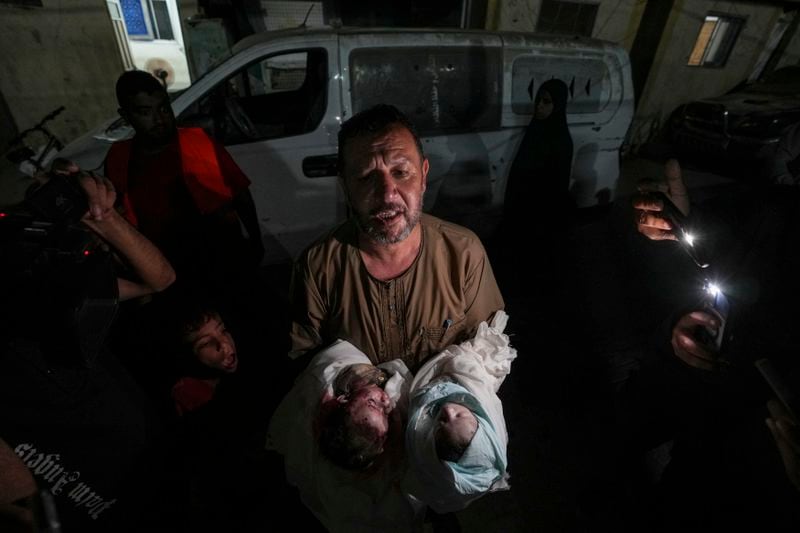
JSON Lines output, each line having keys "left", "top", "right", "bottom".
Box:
{"left": 436, "top": 402, "right": 478, "bottom": 448}
{"left": 346, "top": 384, "right": 392, "bottom": 436}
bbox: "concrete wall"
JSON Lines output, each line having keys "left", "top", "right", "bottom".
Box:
{"left": 628, "top": 0, "right": 785, "bottom": 146}
{"left": 0, "top": 0, "right": 125, "bottom": 147}
{"left": 492, "top": 0, "right": 644, "bottom": 46}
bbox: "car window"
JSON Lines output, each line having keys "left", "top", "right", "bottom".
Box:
{"left": 177, "top": 48, "right": 328, "bottom": 145}
{"left": 511, "top": 55, "right": 613, "bottom": 115}
{"left": 350, "top": 46, "right": 502, "bottom": 135}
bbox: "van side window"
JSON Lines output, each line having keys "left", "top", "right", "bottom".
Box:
{"left": 178, "top": 48, "right": 328, "bottom": 145}
{"left": 350, "top": 47, "right": 501, "bottom": 135}
{"left": 511, "top": 56, "right": 612, "bottom": 115}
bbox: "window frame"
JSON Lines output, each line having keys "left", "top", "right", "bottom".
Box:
{"left": 121, "top": 0, "right": 174, "bottom": 41}
{"left": 687, "top": 12, "right": 746, "bottom": 68}
{"left": 510, "top": 54, "right": 613, "bottom": 116}
{"left": 177, "top": 47, "right": 329, "bottom": 145}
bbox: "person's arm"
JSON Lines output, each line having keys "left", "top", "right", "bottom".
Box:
{"left": 77, "top": 173, "right": 176, "bottom": 301}
{"left": 0, "top": 438, "right": 35, "bottom": 533}
{"left": 288, "top": 255, "right": 326, "bottom": 359}
{"left": 463, "top": 239, "right": 505, "bottom": 336}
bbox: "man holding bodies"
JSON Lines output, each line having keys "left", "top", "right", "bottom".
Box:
{"left": 289, "top": 104, "right": 504, "bottom": 370}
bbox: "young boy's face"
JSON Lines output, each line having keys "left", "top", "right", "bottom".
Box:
{"left": 344, "top": 384, "right": 392, "bottom": 437}
{"left": 437, "top": 402, "right": 478, "bottom": 449}
{"left": 185, "top": 314, "right": 238, "bottom": 374}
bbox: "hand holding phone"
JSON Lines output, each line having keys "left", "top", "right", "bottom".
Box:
{"left": 672, "top": 310, "right": 725, "bottom": 371}
{"left": 648, "top": 191, "right": 709, "bottom": 269}
{"left": 700, "top": 282, "right": 731, "bottom": 351}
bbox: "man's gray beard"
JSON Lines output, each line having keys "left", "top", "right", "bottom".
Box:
{"left": 356, "top": 208, "right": 421, "bottom": 245}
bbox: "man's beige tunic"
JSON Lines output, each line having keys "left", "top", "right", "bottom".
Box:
{"left": 290, "top": 214, "right": 504, "bottom": 370}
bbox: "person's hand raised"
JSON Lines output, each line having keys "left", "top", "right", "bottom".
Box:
{"left": 77, "top": 172, "right": 116, "bottom": 223}
{"left": 633, "top": 158, "right": 690, "bottom": 241}
{"left": 671, "top": 310, "right": 724, "bottom": 371}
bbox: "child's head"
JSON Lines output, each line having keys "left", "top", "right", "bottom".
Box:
{"left": 178, "top": 306, "right": 238, "bottom": 375}
{"left": 318, "top": 383, "right": 393, "bottom": 470}
{"left": 434, "top": 402, "right": 479, "bottom": 462}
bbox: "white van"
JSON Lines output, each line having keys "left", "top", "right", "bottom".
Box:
{"left": 58, "top": 27, "right": 633, "bottom": 264}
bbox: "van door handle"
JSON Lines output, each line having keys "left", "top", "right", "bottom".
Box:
{"left": 302, "top": 154, "right": 338, "bottom": 178}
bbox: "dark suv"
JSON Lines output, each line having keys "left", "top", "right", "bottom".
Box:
{"left": 670, "top": 66, "right": 800, "bottom": 174}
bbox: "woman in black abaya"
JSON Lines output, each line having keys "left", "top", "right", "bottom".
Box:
{"left": 497, "top": 78, "right": 574, "bottom": 293}
{"left": 504, "top": 78, "right": 574, "bottom": 227}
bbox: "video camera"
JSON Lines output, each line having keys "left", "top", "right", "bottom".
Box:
{"left": 1, "top": 174, "right": 95, "bottom": 275}
{"left": 25, "top": 172, "right": 89, "bottom": 225}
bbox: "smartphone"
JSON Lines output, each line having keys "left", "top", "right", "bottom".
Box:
{"left": 648, "top": 191, "right": 709, "bottom": 269}
{"left": 755, "top": 358, "right": 798, "bottom": 421}
{"left": 701, "top": 283, "right": 730, "bottom": 351}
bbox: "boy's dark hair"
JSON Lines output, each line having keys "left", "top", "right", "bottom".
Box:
{"left": 116, "top": 70, "right": 166, "bottom": 109}
{"left": 162, "top": 292, "right": 223, "bottom": 365}
{"left": 178, "top": 306, "right": 219, "bottom": 341}
{"left": 317, "top": 399, "right": 387, "bottom": 470}
{"left": 337, "top": 104, "right": 424, "bottom": 175}
{"left": 435, "top": 428, "right": 471, "bottom": 463}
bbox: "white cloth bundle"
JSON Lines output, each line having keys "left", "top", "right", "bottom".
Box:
{"left": 405, "top": 311, "right": 516, "bottom": 512}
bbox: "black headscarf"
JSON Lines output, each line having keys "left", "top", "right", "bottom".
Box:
{"left": 504, "top": 78, "right": 574, "bottom": 221}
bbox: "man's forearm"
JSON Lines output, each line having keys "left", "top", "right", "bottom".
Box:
{"left": 83, "top": 210, "right": 175, "bottom": 300}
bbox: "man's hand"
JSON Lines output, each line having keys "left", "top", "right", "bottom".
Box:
{"left": 670, "top": 310, "right": 724, "bottom": 371}
{"left": 766, "top": 399, "right": 800, "bottom": 492}
{"left": 633, "top": 158, "right": 690, "bottom": 241}
{"left": 66, "top": 167, "right": 175, "bottom": 300}
{"left": 77, "top": 172, "right": 116, "bottom": 223}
